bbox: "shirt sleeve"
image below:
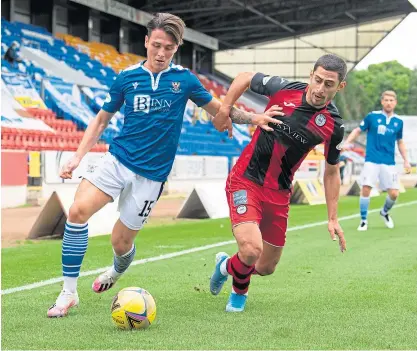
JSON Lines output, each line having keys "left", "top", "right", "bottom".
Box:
{"left": 250, "top": 73, "right": 289, "bottom": 97}
{"left": 397, "top": 120, "right": 403, "bottom": 140}
{"left": 325, "top": 123, "right": 344, "bottom": 165}
{"left": 359, "top": 113, "right": 371, "bottom": 131}
{"left": 188, "top": 72, "right": 213, "bottom": 107}
{"left": 101, "top": 72, "right": 125, "bottom": 113}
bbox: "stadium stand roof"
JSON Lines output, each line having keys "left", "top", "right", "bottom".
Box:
{"left": 135, "top": 0, "right": 415, "bottom": 49}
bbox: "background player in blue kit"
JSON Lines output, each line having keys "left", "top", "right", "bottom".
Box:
{"left": 47, "top": 12, "right": 282, "bottom": 318}
{"left": 344, "top": 90, "right": 411, "bottom": 232}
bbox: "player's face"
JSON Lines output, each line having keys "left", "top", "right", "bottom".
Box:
{"left": 309, "top": 66, "right": 346, "bottom": 108}
{"left": 381, "top": 95, "right": 397, "bottom": 113}
{"left": 145, "top": 29, "right": 178, "bottom": 73}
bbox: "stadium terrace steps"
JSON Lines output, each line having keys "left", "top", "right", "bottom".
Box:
{"left": 1, "top": 108, "right": 107, "bottom": 152}
{"left": 21, "top": 46, "right": 105, "bottom": 88}
{"left": 2, "top": 19, "right": 117, "bottom": 89}
{"left": 1, "top": 127, "right": 107, "bottom": 152}
{"left": 1, "top": 20, "right": 256, "bottom": 157}
{"left": 57, "top": 33, "right": 146, "bottom": 73}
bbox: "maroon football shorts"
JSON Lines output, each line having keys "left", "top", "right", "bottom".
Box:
{"left": 226, "top": 172, "right": 291, "bottom": 247}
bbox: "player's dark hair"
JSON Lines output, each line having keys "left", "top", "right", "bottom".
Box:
{"left": 147, "top": 13, "right": 185, "bottom": 46}
{"left": 313, "top": 54, "right": 347, "bottom": 82}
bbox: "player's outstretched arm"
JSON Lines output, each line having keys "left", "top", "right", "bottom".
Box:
{"left": 343, "top": 127, "right": 361, "bottom": 149}
{"left": 202, "top": 98, "right": 283, "bottom": 137}
{"left": 212, "top": 72, "right": 256, "bottom": 132}
{"left": 397, "top": 139, "right": 411, "bottom": 174}
{"left": 229, "top": 105, "right": 284, "bottom": 131}
{"left": 323, "top": 162, "right": 346, "bottom": 253}
{"left": 60, "top": 110, "right": 114, "bottom": 179}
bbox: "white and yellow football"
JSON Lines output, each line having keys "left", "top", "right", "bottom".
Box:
{"left": 111, "top": 287, "right": 156, "bottom": 330}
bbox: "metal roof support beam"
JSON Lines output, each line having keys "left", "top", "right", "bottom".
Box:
{"left": 345, "top": 11, "right": 357, "bottom": 21}
{"left": 172, "top": 6, "right": 236, "bottom": 14}
{"left": 223, "top": 1, "right": 351, "bottom": 61}
{"left": 203, "top": 0, "right": 344, "bottom": 31}
{"left": 229, "top": 0, "right": 296, "bottom": 34}
{"left": 181, "top": 9, "right": 236, "bottom": 21}
{"left": 140, "top": 0, "right": 170, "bottom": 11}
{"left": 236, "top": 11, "right": 405, "bottom": 49}
{"left": 217, "top": 39, "right": 240, "bottom": 49}
{"left": 153, "top": 0, "right": 203, "bottom": 12}
{"left": 201, "top": 24, "right": 278, "bottom": 33}
{"left": 193, "top": 0, "right": 297, "bottom": 31}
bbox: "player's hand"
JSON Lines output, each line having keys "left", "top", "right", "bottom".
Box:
{"left": 328, "top": 219, "right": 346, "bottom": 253}
{"left": 213, "top": 105, "right": 231, "bottom": 132}
{"left": 60, "top": 154, "right": 82, "bottom": 179}
{"left": 404, "top": 161, "right": 412, "bottom": 174}
{"left": 253, "top": 105, "right": 284, "bottom": 131}
{"left": 212, "top": 116, "right": 234, "bottom": 138}
{"left": 341, "top": 143, "right": 353, "bottom": 151}
{"left": 213, "top": 104, "right": 235, "bottom": 138}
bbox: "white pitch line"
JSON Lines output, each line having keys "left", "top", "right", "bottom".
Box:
{"left": 2, "top": 200, "right": 416, "bottom": 296}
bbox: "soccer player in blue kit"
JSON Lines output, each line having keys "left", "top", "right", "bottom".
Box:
{"left": 47, "top": 13, "right": 282, "bottom": 317}
{"left": 344, "top": 90, "right": 411, "bottom": 231}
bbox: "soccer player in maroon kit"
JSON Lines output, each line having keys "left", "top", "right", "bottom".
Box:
{"left": 210, "top": 54, "right": 348, "bottom": 312}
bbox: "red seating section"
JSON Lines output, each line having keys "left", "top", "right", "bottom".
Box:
{"left": 1, "top": 108, "right": 107, "bottom": 152}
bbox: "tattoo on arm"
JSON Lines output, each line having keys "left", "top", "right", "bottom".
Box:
{"left": 229, "top": 107, "right": 254, "bottom": 124}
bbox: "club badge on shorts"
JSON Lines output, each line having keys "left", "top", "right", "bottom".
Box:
{"left": 233, "top": 190, "right": 248, "bottom": 215}
{"left": 315, "top": 114, "right": 326, "bottom": 127}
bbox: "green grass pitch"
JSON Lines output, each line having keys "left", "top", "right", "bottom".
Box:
{"left": 2, "top": 189, "right": 417, "bottom": 350}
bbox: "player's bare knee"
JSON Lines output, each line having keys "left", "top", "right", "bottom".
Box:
{"left": 112, "top": 242, "right": 131, "bottom": 256}
{"left": 388, "top": 190, "right": 399, "bottom": 200}
{"left": 68, "top": 203, "right": 90, "bottom": 224}
{"left": 111, "top": 236, "right": 133, "bottom": 256}
{"left": 361, "top": 186, "right": 372, "bottom": 197}
{"left": 239, "top": 240, "right": 263, "bottom": 265}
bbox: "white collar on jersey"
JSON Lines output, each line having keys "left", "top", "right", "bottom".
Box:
{"left": 139, "top": 61, "right": 181, "bottom": 91}
{"left": 379, "top": 110, "right": 398, "bottom": 125}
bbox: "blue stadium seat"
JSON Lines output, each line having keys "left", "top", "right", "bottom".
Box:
{"left": 1, "top": 19, "right": 251, "bottom": 158}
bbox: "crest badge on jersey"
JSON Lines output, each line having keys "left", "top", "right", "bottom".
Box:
{"left": 315, "top": 114, "right": 326, "bottom": 127}
{"left": 132, "top": 82, "right": 139, "bottom": 89}
{"left": 171, "top": 82, "right": 181, "bottom": 93}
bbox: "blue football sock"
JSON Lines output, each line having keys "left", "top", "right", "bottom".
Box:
{"left": 111, "top": 244, "right": 136, "bottom": 278}
{"left": 62, "top": 221, "right": 88, "bottom": 292}
{"left": 381, "top": 195, "right": 396, "bottom": 215}
{"left": 359, "top": 196, "right": 370, "bottom": 221}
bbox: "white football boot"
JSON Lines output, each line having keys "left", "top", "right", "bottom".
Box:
{"left": 92, "top": 269, "right": 119, "bottom": 293}
{"left": 47, "top": 289, "right": 79, "bottom": 318}
{"left": 380, "top": 211, "right": 394, "bottom": 229}
{"left": 357, "top": 220, "right": 368, "bottom": 231}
